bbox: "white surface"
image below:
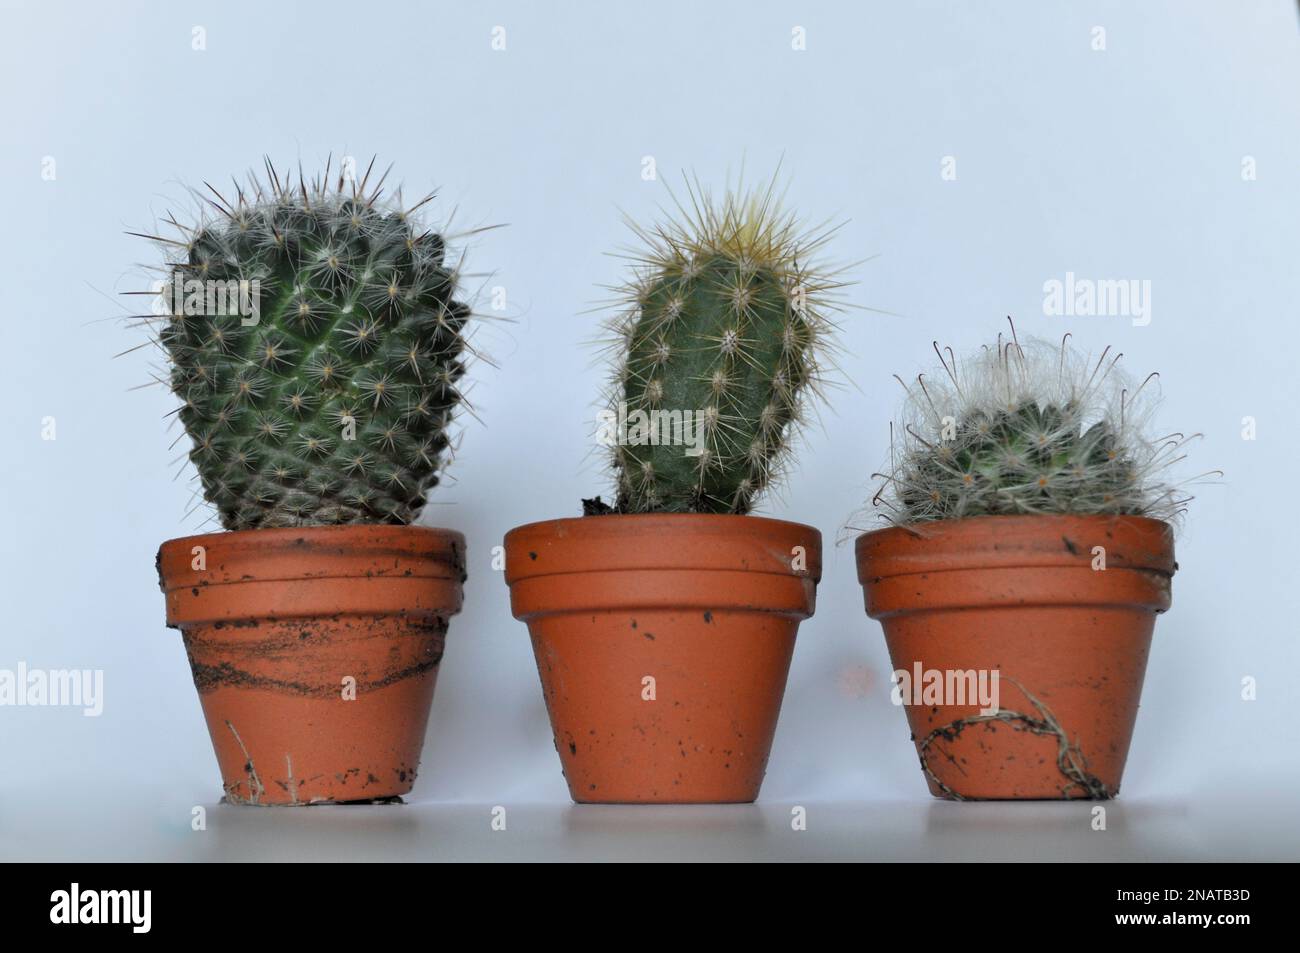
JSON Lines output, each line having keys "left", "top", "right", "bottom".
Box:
{"left": 1, "top": 1, "right": 1298, "bottom": 861}
{"left": 4, "top": 793, "right": 1297, "bottom": 863}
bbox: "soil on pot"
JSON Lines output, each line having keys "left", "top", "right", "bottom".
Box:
{"left": 183, "top": 616, "right": 448, "bottom": 698}
{"left": 915, "top": 679, "right": 1112, "bottom": 800}
{"left": 183, "top": 613, "right": 445, "bottom": 806}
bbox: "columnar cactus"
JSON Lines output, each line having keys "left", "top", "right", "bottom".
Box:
{"left": 870, "top": 325, "right": 1207, "bottom": 524}
{"left": 137, "top": 158, "right": 474, "bottom": 530}
{"left": 602, "top": 177, "right": 844, "bottom": 514}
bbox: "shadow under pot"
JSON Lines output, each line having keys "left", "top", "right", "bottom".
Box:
{"left": 504, "top": 513, "right": 821, "bottom": 804}
{"left": 855, "top": 513, "right": 1174, "bottom": 800}
{"left": 157, "top": 524, "right": 466, "bottom": 806}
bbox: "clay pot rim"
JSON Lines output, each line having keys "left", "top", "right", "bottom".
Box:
{"left": 855, "top": 513, "right": 1174, "bottom": 581}
{"left": 503, "top": 512, "right": 822, "bottom": 584}
{"left": 158, "top": 523, "right": 467, "bottom": 594}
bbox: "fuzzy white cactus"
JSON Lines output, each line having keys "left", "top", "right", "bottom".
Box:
{"left": 868, "top": 323, "right": 1213, "bottom": 526}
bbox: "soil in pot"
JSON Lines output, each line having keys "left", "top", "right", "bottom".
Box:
{"left": 505, "top": 513, "right": 821, "bottom": 804}
{"left": 157, "top": 524, "right": 466, "bottom": 806}
{"left": 856, "top": 514, "right": 1174, "bottom": 800}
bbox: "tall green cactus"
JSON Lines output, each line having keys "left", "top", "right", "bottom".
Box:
{"left": 604, "top": 179, "right": 843, "bottom": 514}
{"left": 139, "top": 158, "right": 474, "bottom": 530}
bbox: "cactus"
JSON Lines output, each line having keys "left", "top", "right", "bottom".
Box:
{"left": 601, "top": 176, "right": 845, "bottom": 514}
{"left": 868, "top": 324, "right": 1209, "bottom": 525}
{"left": 136, "top": 158, "right": 475, "bottom": 530}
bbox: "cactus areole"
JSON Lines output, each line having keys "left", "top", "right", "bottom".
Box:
{"left": 145, "top": 158, "right": 472, "bottom": 530}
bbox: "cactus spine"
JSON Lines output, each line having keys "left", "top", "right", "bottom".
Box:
{"left": 871, "top": 325, "right": 1209, "bottom": 525}
{"left": 141, "top": 158, "right": 474, "bottom": 530}
{"left": 604, "top": 177, "right": 844, "bottom": 514}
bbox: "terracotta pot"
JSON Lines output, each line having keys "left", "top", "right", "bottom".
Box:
{"left": 856, "top": 514, "right": 1174, "bottom": 800}
{"left": 157, "top": 524, "right": 466, "bottom": 806}
{"left": 504, "top": 514, "right": 821, "bottom": 803}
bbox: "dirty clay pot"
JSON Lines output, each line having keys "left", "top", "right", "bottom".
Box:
{"left": 504, "top": 514, "right": 821, "bottom": 804}
{"left": 856, "top": 514, "right": 1174, "bottom": 800}
{"left": 157, "top": 524, "right": 465, "bottom": 806}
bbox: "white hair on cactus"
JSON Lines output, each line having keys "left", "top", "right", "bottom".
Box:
{"left": 862, "top": 321, "right": 1216, "bottom": 528}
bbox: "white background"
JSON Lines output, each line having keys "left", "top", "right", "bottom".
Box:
{"left": 2, "top": 0, "right": 1297, "bottom": 860}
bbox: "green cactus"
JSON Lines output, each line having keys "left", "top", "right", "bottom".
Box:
{"left": 603, "top": 178, "right": 844, "bottom": 514}
{"left": 899, "top": 402, "right": 1138, "bottom": 519}
{"left": 140, "top": 158, "right": 474, "bottom": 530}
{"left": 871, "top": 327, "right": 1207, "bottom": 525}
